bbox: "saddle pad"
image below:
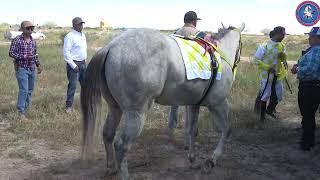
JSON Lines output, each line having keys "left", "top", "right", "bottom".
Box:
{"left": 170, "top": 35, "right": 221, "bottom": 80}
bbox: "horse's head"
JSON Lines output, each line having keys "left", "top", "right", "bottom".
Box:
{"left": 215, "top": 23, "right": 245, "bottom": 72}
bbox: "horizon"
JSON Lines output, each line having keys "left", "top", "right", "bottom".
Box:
{"left": 0, "top": 0, "right": 318, "bottom": 35}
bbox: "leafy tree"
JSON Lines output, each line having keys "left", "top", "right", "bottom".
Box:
{"left": 260, "top": 28, "right": 271, "bottom": 35}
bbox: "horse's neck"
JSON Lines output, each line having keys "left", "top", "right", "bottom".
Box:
{"left": 217, "top": 34, "right": 238, "bottom": 67}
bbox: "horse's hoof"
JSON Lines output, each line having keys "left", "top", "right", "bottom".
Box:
{"left": 201, "top": 159, "right": 215, "bottom": 174}
{"left": 188, "top": 154, "right": 195, "bottom": 164}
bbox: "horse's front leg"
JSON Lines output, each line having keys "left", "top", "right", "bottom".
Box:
{"left": 205, "top": 100, "right": 230, "bottom": 172}
{"left": 186, "top": 105, "right": 200, "bottom": 165}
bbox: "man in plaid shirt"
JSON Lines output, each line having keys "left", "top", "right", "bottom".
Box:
{"left": 9, "top": 20, "right": 43, "bottom": 120}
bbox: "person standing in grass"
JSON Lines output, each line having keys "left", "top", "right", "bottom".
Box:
{"left": 291, "top": 27, "right": 320, "bottom": 151}
{"left": 63, "top": 17, "right": 87, "bottom": 113}
{"left": 9, "top": 20, "right": 43, "bottom": 120}
{"left": 168, "top": 11, "right": 201, "bottom": 129}
{"left": 253, "top": 26, "right": 287, "bottom": 121}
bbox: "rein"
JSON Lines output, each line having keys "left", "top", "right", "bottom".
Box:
{"left": 195, "top": 28, "right": 242, "bottom": 105}
{"left": 194, "top": 28, "right": 242, "bottom": 76}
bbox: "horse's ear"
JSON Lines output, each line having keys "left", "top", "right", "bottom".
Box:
{"left": 221, "top": 22, "right": 226, "bottom": 29}
{"left": 239, "top": 23, "right": 245, "bottom": 32}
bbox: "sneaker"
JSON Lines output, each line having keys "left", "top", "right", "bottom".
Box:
{"left": 266, "top": 112, "right": 279, "bottom": 119}
{"left": 65, "top": 107, "right": 72, "bottom": 114}
{"left": 19, "top": 114, "right": 29, "bottom": 121}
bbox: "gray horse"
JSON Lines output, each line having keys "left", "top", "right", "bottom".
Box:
{"left": 81, "top": 24, "right": 244, "bottom": 180}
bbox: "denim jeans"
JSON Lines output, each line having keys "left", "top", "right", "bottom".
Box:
{"left": 16, "top": 68, "right": 36, "bottom": 114}
{"left": 66, "top": 63, "right": 87, "bottom": 108}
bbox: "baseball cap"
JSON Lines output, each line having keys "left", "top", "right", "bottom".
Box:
{"left": 184, "top": 11, "right": 201, "bottom": 23}
{"left": 305, "top": 27, "right": 320, "bottom": 36}
{"left": 19, "top": 20, "right": 34, "bottom": 30}
{"left": 273, "top": 26, "right": 286, "bottom": 35}
{"left": 72, "top": 17, "right": 85, "bottom": 25}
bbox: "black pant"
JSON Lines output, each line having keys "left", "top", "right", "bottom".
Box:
{"left": 266, "top": 77, "right": 278, "bottom": 113}
{"left": 298, "top": 81, "right": 320, "bottom": 148}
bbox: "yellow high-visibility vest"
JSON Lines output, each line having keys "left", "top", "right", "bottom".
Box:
{"left": 255, "top": 41, "right": 287, "bottom": 80}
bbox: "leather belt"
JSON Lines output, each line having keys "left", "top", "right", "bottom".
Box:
{"left": 73, "top": 60, "right": 86, "bottom": 64}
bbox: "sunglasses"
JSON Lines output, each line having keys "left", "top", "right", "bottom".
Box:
{"left": 25, "top": 27, "right": 34, "bottom": 31}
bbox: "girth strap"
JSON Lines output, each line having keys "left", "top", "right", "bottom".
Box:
{"left": 196, "top": 60, "right": 218, "bottom": 105}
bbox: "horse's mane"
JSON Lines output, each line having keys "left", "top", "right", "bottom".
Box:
{"left": 213, "top": 26, "right": 237, "bottom": 40}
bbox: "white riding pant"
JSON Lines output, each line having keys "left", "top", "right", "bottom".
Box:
{"left": 259, "top": 78, "right": 284, "bottom": 102}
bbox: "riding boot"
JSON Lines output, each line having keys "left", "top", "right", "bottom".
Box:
{"left": 254, "top": 92, "right": 261, "bottom": 114}
{"left": 266, "top": 76, "right": 278, "bottom": 118}
{"left": 266, "top": 101, "right": 278, "bottom": 119}
{"left": 260, "top": 101, "right": 267, "bottom": 122}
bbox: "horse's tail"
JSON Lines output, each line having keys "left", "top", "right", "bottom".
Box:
{"left": 80, "top": 47, "right": 109, "bottom": 159}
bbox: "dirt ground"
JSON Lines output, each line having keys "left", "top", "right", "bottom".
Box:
{"left": 1, "top": 103, "right": 320, "bottom": 180}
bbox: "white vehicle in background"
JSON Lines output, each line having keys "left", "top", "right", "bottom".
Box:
{"left": 4, "top": 31, "right": 46, "bottom": 40}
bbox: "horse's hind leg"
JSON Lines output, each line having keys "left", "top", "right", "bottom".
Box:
{"left": 207, "top": 99, "right": 230, "bottom": 167}
{"left": 103, "top": 105, "right": 122, "bottom": 174}
{"left": 113, "top": 107, "right": 146, "bottom": 180}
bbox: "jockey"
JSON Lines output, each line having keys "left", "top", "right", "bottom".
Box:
{"left": 254, "top": 26, "right": 287, "bottom": 121}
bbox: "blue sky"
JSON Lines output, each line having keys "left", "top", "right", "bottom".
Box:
{"left": 0, "top": 0, "right": 318, "bottom": 34}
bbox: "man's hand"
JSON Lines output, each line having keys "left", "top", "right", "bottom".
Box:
{"left": 25, "top": 54, "right": 35, "bottom": 60}
{"left": 73, "top": 66, "right": 80, "bottom": 73}
{"left": 268, "top": 67, "right": 276, "bottom": 74}
{"left": 37, "top": 64, "right": 43, "bottom": 74}
{"left": 291, "top": 64, "right": 298, "bottom": 74}
{"left": 278, "top": 52, "right": 286, "bottom": 61}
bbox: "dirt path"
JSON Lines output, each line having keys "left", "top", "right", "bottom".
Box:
{"left": 1, "top": 105, "right": 319, "bottom": 180}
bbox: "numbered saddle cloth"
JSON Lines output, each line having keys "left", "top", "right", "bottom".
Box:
{"left": 170, "top": 35, "right": 221, "bottom": 80}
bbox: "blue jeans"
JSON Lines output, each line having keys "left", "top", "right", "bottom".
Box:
{"left": 16, "top": 68, "right": 36, "bottom": 114}
{"left": 66, "top": 63, "right": 87, "bottom": 108}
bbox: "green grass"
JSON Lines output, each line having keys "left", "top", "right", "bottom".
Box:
{"left": 0, "top": 29, "right": 305, "bottom": 151}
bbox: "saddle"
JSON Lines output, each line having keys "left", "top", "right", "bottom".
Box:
{"left": 194, "top": 31, "right": 217, "bottom": 59}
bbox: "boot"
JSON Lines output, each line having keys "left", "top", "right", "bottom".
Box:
{"left": 254, "top": 92, "right": 261, "bottom": 114}
{"left": 266, "top": 77, "right": 278, "bottom": 119}
{"left": 300, "top": 131, "right": 315, "bottom": 151}
{"left": 260, "top": 101, "right": 267, "bottom": 122}
{"left": 266, "top": 101, "right": 278, "bottom": 119}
